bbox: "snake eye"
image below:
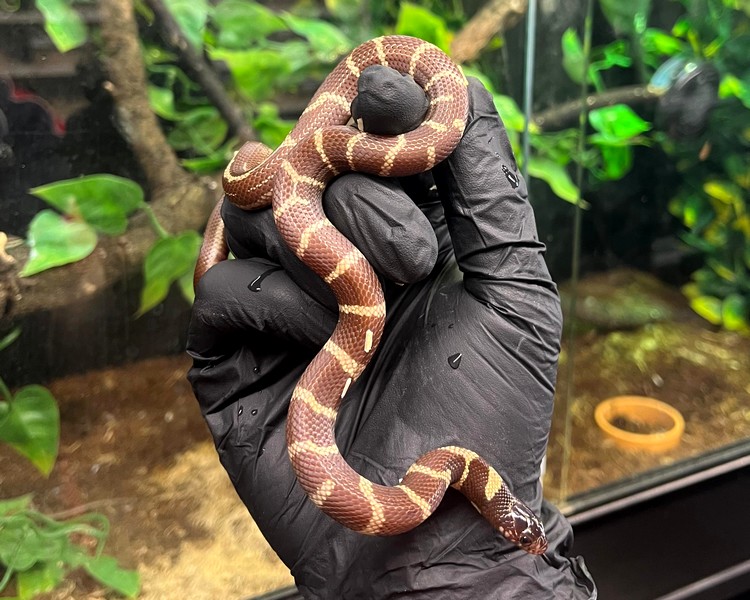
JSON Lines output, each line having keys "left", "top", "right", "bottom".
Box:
{"left": 520, "top": 535, "right": 532, "bottom": 546}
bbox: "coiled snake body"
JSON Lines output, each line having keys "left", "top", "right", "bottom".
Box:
{"left": 195, "top": 35, "right": 548, "bottom": 555}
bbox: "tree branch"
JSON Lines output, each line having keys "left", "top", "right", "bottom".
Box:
{"left": 451, "top": 0, "right": 528, "bottom": 64}
{"left": 144, "top": 0, "right": 256, "bottom": 143}
{"left": 533, "top": 85, "right": 659, "bottom": 131}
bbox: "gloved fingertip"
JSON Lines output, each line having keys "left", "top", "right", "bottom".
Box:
{"left": 351, "top": 65, "right": 429, "bottom": 135}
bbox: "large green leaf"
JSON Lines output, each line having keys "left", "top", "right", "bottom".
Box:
{"left": 21, "top": 210, "right": 98, "bottom": 277}
{"left": 148, "top": 85, "right": 180, "bottom": 121}
{"left": 283, "top": 14, "right": 353, "bottom": 62}
{"left": 180, "top": 139, "right": 236, "bottom": 174}
{"left": 589, "top": 104, "right": 651, "bottom": 141}
{"left": 211, "top": 0, "right": 286, "bottom": 48}
{"left": 599, "top": 0, "right": 651, "bottom": 35}
{"left": 598, "top": 145, "right": 634, "bottom": 180}
{"left": 163, "top": 0, "right": 209, "bottom": 49}
{"left": 209, "top": 48, "right": 292, "bottom": 100}
{"left": 324, "top": 0, "right": 367, "bottom": 23}
{"left": 561, "top": 28, "right": 603, "bottom": 90}
{"left": 690, "top": 295, "right": 723, "bottom": 325}
{"left": 253, "top": 103, "right": 295, "bottom": 149}
{"left": 29, "top": 175, "right": 144, "bottom": 235}
{"left": 0, "top": 327, "right": 21, "bottom": 353}
{"left": 0, "top": 495, "right": 33, "bottom": 516}
{"left": 642, "top": 28, "right": 686, "bottom": 58}
{"left": 166, "top": 107, "right": 228, "bottom": 153}
{"left": 461, "top": 67, "right": 528, "bottom": 133}
{"left": 0, "top": 385, "right": 59, "bottom": 476}
{"left": 395, "top": 2, "right": 451, "bottom": 54}
{"left": 17, "top": 563, "right": 64, "bottom": 599}
{"left": 79, "top": 555, "right": 140, "bottom": 598}
{"left": 138, "top": 231, "right": 202, "bottom": 315}
{"left": 527, "top": 158, "right": 583, "bottom": 205}
{"left": 34, "top": 0, "right": 87, "bottom": 53}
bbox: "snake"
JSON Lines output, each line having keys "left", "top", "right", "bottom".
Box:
{"left": 194, "top": 35, "right": 548, "bottom": 555}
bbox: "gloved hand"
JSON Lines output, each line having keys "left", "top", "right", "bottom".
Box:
{"left": 187, "top": 70, "right": 596, "bottom": 600}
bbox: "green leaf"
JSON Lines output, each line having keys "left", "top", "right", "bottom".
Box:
{"left": 29, "top": 175, "right": 144, "bottom": 235}
{"left": 34, "top": 0, "right": 87, "bottom": 53}
{"left": 283, "top": 14, "right": 353, "bottom": 62}
{"left": 561, "top": 28, "right": 607, "bottom": 91}
{"left": 527, "top": 158, "right": 585, "bottom": 205}
{"left": 598, "top": 145, "right": 634, "bottom": 180}
{"left": 642, "top": 28, "right": 686, "bottom": 57}
{"left": 703, "top": 180, "right": 743, "bottom": 205}
{"left": 177, "top": 270, "right": 195, "bottom": 305}
{"left": 395, "top": 2, "right": 451, "bottom": 54}
{"left": 253, "top": 103, "right": 295, "bottom": 148}
{"left": 562, "top": 29, "right": 585, "bottom": 83}
{"left": 324, "top": 0, "right": 366, "bottom": 23}
{"left": 591, "top": 39, "right": 633, "bottom": 72}
{"left": 209, "top": 48, "right": 292, "bottom": 101}
{"left": 80, "top": 555, "right": 140, "bottom": 598}
{"left": 589, "top": 104, "right": 651, "bottom": 140}
{"left": 690, "top": 295, "right": 723, "bottom": 325}
{"left": 493, "top": 94, "right": 527, "bottom": 133}
{"left": 166, "top": 107, "right": 228, "bottom": 153}
{"left": 138, "top": 231, "right": 202, "bottom": 316}
{"left": 163, "top": 0, "right": 208, "bottom": 49}
{"left": 599, "top": 0, "right": 651, "bottom": 35}
{"left": 0, "top": 327, "right": 21, "bottom": 353}
{"left": 0, "top": 385, "right": 59, "bottom": 475}
{"left": 180, "top": 140, "right": 235, "bottom": 174}
{"left": 718, "top": 74, "right": 750, "bottom": 109}
{"left": 0, "top": 518, "right": 49, "bottom": 572}
{"left": 148, "top": 85, "right": 180, "bottom": 121}
{"left": 211, "top": 0, "right": 286, "bottom": 49}
{"left": 21, "top": 210, "right": 98, "bottom": 276}
{"left": 0, "top": 495, "right": 33, "bottom": 516}
{"left": 17, "top": 562, "right": 64, "bottom": 599}
{"left": 461, "top": 67, "right": 529, "bottom": 132}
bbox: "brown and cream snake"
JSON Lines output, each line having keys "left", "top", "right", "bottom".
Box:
{"left": 194, "top": 35, "right": 548, "bottom": 555}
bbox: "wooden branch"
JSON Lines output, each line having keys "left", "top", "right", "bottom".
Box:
{"left": 451, "top": 0, "right": 528, "bottom": 64}
{"left": 1, "top": 0, "right": 215, "bottom": 323}
{"left": 533, "top": 85, "right": 660, "bottom": 131}
{"left": 144, "top": 0, "right": 256, "bottom": 143}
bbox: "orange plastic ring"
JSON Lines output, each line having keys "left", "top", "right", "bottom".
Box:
{"left": 594, "top": 396, "right": 685, "bottom": 452}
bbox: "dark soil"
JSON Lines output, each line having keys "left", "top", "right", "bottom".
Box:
{"left": 609, "top": 415, "right": 673, "bottom": 435}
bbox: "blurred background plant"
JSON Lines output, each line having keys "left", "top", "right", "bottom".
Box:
{"left": 0, "top": 328, "right": 140, "bottom": 599}
{"left": 3, "top": 0, "right": 749, "bottom": 324}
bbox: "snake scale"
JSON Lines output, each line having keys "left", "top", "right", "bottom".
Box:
{"left": 195, "top": 35, "right": 548, "bottom": 555}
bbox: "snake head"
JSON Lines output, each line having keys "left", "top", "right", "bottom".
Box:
{"left": 497, "top": 499, "right": 548, "bottom": 555}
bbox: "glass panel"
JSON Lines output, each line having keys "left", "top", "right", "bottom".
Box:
{"left": 524, "top": 0, "right": 750, "bottom": 507}
{"left": 3, "top": 0, "right": 748, "bottom": 597}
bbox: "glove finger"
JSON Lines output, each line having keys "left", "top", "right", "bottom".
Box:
{"left": 432, "top": 78, "right": 559, "bottom": 293}
{"left": 187, "top": 258, "right": 337, "bottom": 361}
{"left": 222, "top": 173, "right": 439, "bottom": 289}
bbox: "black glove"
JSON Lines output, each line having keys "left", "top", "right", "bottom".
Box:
{"left": 187, "top": 70, "right": 596, "bottom": 600}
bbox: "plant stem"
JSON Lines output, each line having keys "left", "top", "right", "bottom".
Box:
{"left": 141, "top": 204, "right": 170, "bottom": 239}
{"left": 559, "top": 0, "right": 595, "bottom": 504}
{"left": 0, "top": 375, "right": 11, "bottom": 403}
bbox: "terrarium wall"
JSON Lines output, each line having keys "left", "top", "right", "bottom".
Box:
{"left": 523, "top": 0, "right": 750, "bottom": 504}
